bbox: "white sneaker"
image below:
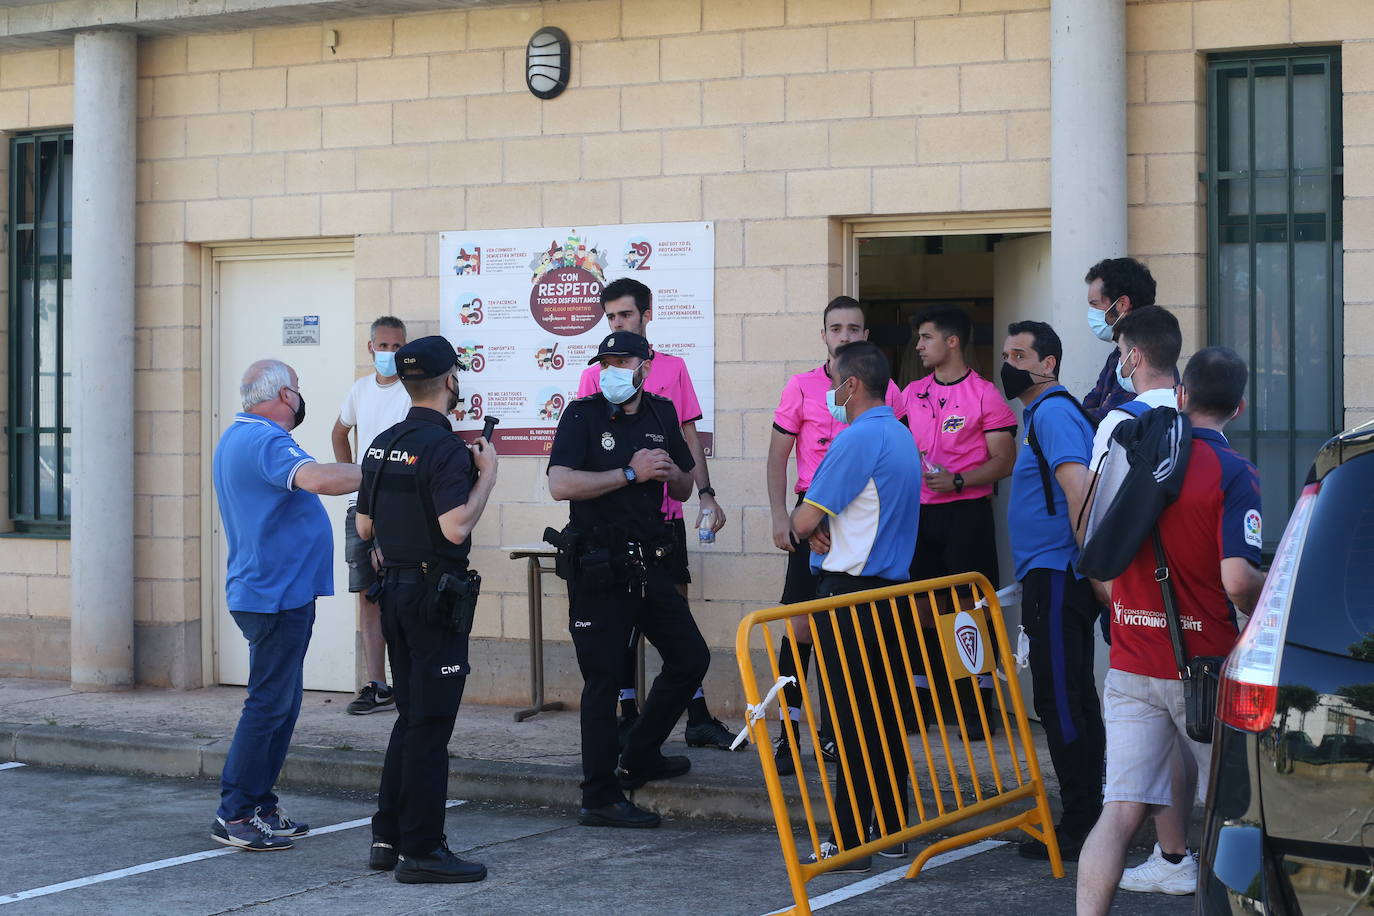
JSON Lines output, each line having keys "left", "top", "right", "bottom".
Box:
{"left": 1118, "top": 843, "right": 1198, "bottom": 895}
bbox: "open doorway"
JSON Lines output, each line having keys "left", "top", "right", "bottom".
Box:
{"left": 857, "top": 234, "right": 1005, "bottom": 386}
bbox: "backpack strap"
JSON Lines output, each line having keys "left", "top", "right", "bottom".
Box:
{"left": 1025, "top": 389, "right": 1093, "bottom": 516}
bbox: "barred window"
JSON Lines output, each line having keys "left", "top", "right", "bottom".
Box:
{"left": 7, "top": 130, "right": 73, "bottom": 531}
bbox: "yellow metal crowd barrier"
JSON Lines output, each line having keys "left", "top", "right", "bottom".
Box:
{"left": 735, "top": 573, "right": 1063, "bottom": 916}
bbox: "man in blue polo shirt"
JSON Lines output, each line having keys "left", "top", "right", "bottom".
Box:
{"left": 1000, "top": 321, "right": 1104, "bottom": 861}
{"left": 791, "top": 340, "right": 921, "bottom": 872}
{"left": 211, "top": 359, "right": 361, "bottom": 851}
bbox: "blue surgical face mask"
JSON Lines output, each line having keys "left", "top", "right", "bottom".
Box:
{"left": 1087, "top": 306, "right": 1114, "bottom": 342}
{"left": 1115, "top": 347, "right": 1138, "bottom": 395}
{"left": 826, "top": 380, "right": 852, "bottom": 424}
{"left": 373, "top": 350, "right": 397, "bottom": 377}
{"left": 601, "top": 365, "right": 641, "bottom": 405}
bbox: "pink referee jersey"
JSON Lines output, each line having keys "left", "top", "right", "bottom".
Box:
{"left": 772, "top": 364, "right": 907, "bottom": 493}
{"left": 577, "top": 350, "right": 703, "bottom": 521}
{"left": 901, "top": 369, "right": 1017, "bottom": 504}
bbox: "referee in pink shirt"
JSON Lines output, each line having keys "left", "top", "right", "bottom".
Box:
{"left": 576, "top": 278, "right": 738, "bottom": 752}
{"left": 901, "top": 306, "right": 1016, "bottom": 739}
{"left": 765, "top": 296, "right": 906, "bottom": 774}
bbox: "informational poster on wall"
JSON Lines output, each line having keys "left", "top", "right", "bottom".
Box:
{"left": 439, "top": 221, "right": 715, "bottom": 456}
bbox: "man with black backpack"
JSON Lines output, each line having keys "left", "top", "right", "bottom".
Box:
{"left": 999, "top": 321, "right": 1104, "bottom": 861}
{"left": 1075, "top": 347, "right": 1267, "bottom": 914}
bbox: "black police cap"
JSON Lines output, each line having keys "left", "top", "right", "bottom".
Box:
{"left": 396, "top": 336, "right": 459, "bottom": 379}
{"left": 587, "top": 331, "right": 652, "bottom": 364}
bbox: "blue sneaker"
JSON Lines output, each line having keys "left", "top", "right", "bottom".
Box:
{"left": 211, "top": 810, "right": 295, "bottom": 851}
{"left": 258, "top": 806, "right": 310, "bottom": 838}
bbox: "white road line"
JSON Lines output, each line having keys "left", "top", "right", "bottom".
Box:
{"left": 0, "top": 799, "right": 467, "bottom": 906}
{"left": 0, "top": 762, "right": 25, "bottom": 771}
{"left": 765, "top": 839, "right": 1007, "bottom": 915}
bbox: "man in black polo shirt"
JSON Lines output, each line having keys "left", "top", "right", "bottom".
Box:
{"left": 547, "top": 332, "right": 711, "bottom": 829}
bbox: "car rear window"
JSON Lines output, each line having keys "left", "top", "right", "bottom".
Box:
{"left": 1287, "top": 456, "right": 1374, "bottom": 658}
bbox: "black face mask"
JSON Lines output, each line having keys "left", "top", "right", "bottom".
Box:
{"left": 289, "top": 388, "right": 307, "bottom": 429}
{"left": 446, "top": 377, "right": 460, "bottom": 413}
{"left": 1000, "top": 362, "right": 1037, "bottom": 401}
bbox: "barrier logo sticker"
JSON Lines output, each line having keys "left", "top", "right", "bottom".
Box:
{"left": 953, "top": 611, "right": 985, "bottom": 676}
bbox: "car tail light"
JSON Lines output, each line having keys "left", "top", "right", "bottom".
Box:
{"left": 1218, "top": 483, "right": 1320, "bottom": 732}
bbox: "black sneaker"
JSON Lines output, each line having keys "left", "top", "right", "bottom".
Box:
{"left": 685, "top": 717, "right": 743, "bottom": 751}
{"left": 1018, "top": 824, "right": 1086, "bottom": 861}
{"left": 395, "top": 841, "right": 487, "bottom": 884}
{"left": 578, "top": 800, "right": 662, "bottom": 828}
{"left": 211, "top": 810, "right": 295, "bottom": 851}
{"left": 818, "top": 733, "right": 840, "bottom": 762}
{"left": 774, "top": 733, "right": 795, "bottom": 776}
{"left": 870, "top": 817, "right": 909, "bottom": 858}
{"left": 806, "top": 841, "right": 871, "bottom": 873}
{"left": 369, "top": 839, "right": 398, "bottom": 871}
{"left": 617, "top": 754, "right": 691, "bottom": 790}
{"left": 347, "top": 682, "right": 395, "bottom": 716}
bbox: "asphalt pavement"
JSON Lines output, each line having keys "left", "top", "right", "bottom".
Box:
{"left": 0, "top": 764, "right": 1192, "bottom": 916}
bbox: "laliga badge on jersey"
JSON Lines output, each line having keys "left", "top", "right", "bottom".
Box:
{"left": 601, "top": 431, "right": 615, "bottom": 451}
{"left": 1244, "top": 509, "right": 1262, "bottom": 548}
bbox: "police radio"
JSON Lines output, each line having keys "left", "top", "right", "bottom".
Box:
{"left": 470, "top": 416, "right": 499, "bottom": 487}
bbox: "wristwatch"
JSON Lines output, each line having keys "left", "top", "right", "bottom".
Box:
{"left": 623, "top": 467, "right": 636, "bottom": 484}
{"left": 953, "top": 473, "right": 965, "bottom": 494}
{"left": 699, "top": 486, "right": 717, "bottom": 498}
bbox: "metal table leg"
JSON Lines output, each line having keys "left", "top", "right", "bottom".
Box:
{"left": 515, "top": 555, "right": 565, "bottom": 722}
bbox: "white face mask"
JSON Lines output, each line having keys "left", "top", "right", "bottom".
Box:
{"left": 826, "top": 380, "right": 852, "bottom": 424}
{"left": 1087, "top": 306, "right": 1114, "bottom": 342}
{"left": 600, "top": 365, "right": 640, "bottom": 405}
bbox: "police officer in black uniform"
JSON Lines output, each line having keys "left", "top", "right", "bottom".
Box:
{"left": 547, "top": 331, "right": 711, "bottom": 828}
{"left": 354, "top": 336, "right": 497, "bottom": 883}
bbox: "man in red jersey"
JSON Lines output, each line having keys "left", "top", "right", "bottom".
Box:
{"left": 1076, "top": 347, "right": 1267, "bottom": 913}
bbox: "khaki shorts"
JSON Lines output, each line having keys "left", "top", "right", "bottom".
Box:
{"left": 1103, "top": 668, "right": 1212, "bottom": 808}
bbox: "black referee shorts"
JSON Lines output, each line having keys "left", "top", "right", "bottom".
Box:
{"left": 781, "top": 493, "right": 817, "bottom": 605}
{"left": 908, "top": 497, "right": 1000, "bottom": 588}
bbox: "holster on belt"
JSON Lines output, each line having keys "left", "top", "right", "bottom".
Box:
{"left": 544, "top": 525, "right": 584, "bottom": 582}
{"left": 422, "top": 564, "right": 482, "bottom": 634}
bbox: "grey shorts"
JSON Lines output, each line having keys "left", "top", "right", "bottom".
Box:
{"left": 344, "top": 504, "right": 377, "bottom": 593}
{"left": 1103, "top": 668, "right": 1212, "bottom": 808}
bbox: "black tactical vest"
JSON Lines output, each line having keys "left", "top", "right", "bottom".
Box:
{"left": 367, "top": 417, "right": 470, "bottom": 569}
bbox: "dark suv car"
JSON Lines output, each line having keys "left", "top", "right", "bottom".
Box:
{"left": 1197, "top": 421, "right": 1374, "bottom": 914}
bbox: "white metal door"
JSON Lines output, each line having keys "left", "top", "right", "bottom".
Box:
{"left": 210, "top": 249, "right": 356, "bottom": 692}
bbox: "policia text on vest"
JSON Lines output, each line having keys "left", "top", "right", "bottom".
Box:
{"left": 547, "top": 332, "right": 712, "bottom": 830}
{"left": 355, "top": 336, "right": 498, "bottom": 885}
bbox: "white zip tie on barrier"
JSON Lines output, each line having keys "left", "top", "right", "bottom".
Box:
{"left": 971, "top": 583, "right": 1029, "bottom": 680}
{"left": 731, "top": 675, "right": 797, "bottom": 751}
{"left": 974, "top": 582, "right": 1022, "bottom": 610}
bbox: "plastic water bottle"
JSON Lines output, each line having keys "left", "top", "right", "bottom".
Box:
{"left": 698, "top": 508, "right": 715, "bottom": 545}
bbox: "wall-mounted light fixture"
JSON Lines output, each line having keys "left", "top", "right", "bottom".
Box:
{"left": 526, "top": 26, "right": 570, "bottom": 100}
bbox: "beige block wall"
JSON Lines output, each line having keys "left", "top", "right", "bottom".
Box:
{"left": 0, "top": 0, "right": 1370, "bottom": 692}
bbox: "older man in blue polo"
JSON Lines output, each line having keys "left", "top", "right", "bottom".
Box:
{"left": 210, "top": 359, "right": 361, "bottom": 851}
{"left": 790, "top": 340, "right": 922, "bottom": 874}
